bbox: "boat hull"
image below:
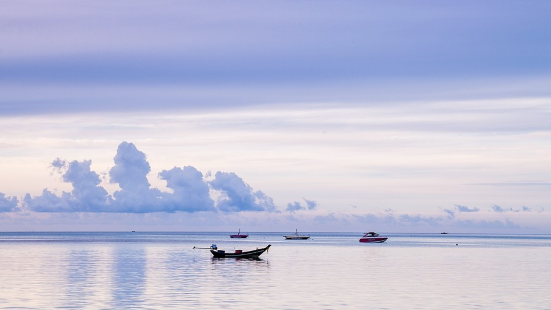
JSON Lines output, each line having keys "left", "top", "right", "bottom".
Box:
{"left": 359, "top": 237, "right": 387, "bottom": 243}
{"left": 284, "top": 229, "right": 310, "bottom": 240}
{"left": 230, "top": 234, "right": 248, "bottom": 238}
{"left": 284, "top": 236, "right": 310, "bottom": 240}
{"left": 211, "top": 245, "right": 271, "bottom": 258}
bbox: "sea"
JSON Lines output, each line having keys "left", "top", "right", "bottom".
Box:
{"left": 1, "top": 232, "right": 550, "bottom": 310}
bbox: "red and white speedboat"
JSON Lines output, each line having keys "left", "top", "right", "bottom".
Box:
{"left": 359, "top": 232, "right": 388, "bottom": 243}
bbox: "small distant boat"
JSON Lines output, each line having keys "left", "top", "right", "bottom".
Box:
{"left": 441, "top": 232, "right": 448, "bottom": 234}
{"left": 284, "top": 229, "right": 310, "bottom": 240}
{"left": 230, "top": 229, "right": 248, "bottom": 238}
{"left": 210, "top": 244, "right": 271, "bottom": 258}
{"left": 359, "top": 232, "right": 388, "bottom": 243}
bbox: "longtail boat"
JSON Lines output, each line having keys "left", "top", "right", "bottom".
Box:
{"left": 210, "top": 244, "right": 271, "bottom": 258}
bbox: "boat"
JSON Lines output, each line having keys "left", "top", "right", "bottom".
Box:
{"left": 359, "top": 232, "right": 388, "bottom": 243}
{"left": 210, "top": 244, "right": 271, "bottom": 258}
{"left": 230, "top": 229, "right": 248, "bottom": 238}
{"left": 441, "top": 232, "right": 448, "bottom": 234}
{"left": 284, "top": 229, "right": 310, "bottom": 240}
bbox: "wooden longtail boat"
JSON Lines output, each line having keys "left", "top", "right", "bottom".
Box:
{"left": 210, "top": 244, "right": 271, "bottom": 258}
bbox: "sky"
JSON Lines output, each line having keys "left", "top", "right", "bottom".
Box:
{"left": 1, "top": 0, "right": 550, "bottom": 233}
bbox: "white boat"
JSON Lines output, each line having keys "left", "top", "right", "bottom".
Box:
{"left": 359, "top": 232, "right": 388, "bottom": 243}
{"left": 284, "top": 229, "right": 310, "bottom": 240}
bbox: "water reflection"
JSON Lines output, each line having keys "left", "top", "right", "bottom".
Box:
{"left": 211, "top": 257, "right": 267, "bottom": 262}
{"left": 149, "top": 247, "right": 208, "bottom": 307}
{"left": 111, "top": 246, "right": 147, "bottom": 308}
{"left": 1, "top": 233, "right": 551, "bottom": 309}
{"left": 62, "top": 249, "right": 99, "bottom": 308}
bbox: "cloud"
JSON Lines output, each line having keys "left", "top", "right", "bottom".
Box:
{"left": 109, "top": 142, "right": 152, "bottom": 191}
{"left": 492, "top": 204, "right": 534, "bottom": 213}
{"left": 108, "top": 142, "right": 163, "bottom": 212}
{"left": 352, "top": 213, "right": 397, "bottom": 225}
{"left": 158, "top": 166, "right": 215, "bottom": 212}
{"left": 286, "top": 202, "right": 303, "bottom": 212}
{"left": 443, "top": 204, "right": 481, "bottom": 218}
{"left": 454, "top": 218, "right": 521, "bottom": 230}
{"left": 398, "top": 214, "right": 442, "bottom": 226}
{"left": 21, "top": 141, "right": 279, "bottom": 213}
{"left": 51, "top": 158, "right": 66, "bottom": 169}
{"left": 352, "top": 212, "right": 525, "bottom": 232}
{"left": 313, "top": 213, "right": 340, "bottom": 225}
{"left": 0, "top": 193, "right": 18, "bottom": 212}
{"left": 5, "top": 140, "right": 546, "bottom": 235}
{"left": 455, "top": 204, "right": 480, "bottom": 213}
{"left": 286, "top": 198, "right": 318, "bottom": 212}
{"left": 24, "top": 189, "right": 71, "bottom": 212}
{"left": 210, "top": 172, "right": 277, "bottom": 212}
{"left": 304, "top": 198, "right": 318, "bottom": 210}
{"left": 443, "top": 209, "right": 455, "bottom": 219}
{"left": 25, "top": 159, "right": 110, "bottom": 212}
{"left": 62, "top": 159, "right": 111, "bottom": 211}
{"left": 3, "top": 1, "right": 551, "bottom": 118}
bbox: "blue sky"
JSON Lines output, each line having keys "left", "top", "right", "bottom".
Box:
{"left": 1, "top": 0, "right": 550, "bottom": 232}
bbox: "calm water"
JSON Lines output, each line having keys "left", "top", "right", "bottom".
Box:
{"left": 1, "top": 232, "right": 550, "bottom": 309}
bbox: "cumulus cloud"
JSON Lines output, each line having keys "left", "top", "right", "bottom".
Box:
{"left": 108, "top": 142, "right": 163, "bottom": 212}
{"left": 0, "top": 193, "right": 18, "bottom": 212}
{"left": 7, "top": 140, "right": 541, "bottom": 235}
{"left": 304, "top": 198, "right": 317, "bottom": 210}
{"left": 25, "top": 159, "right": 110, "bottom": 212}
{"left": 158, "top": 166, "right": 215, "bottom": 212}
{"left": 62, "top": 160, "right": 111, "bottom": 210}
{"left": 24, "top": 189, "right": 71, "bottom": 212}
{"left": 110, "top": 142, "right": 152, "bottom": 192}
{"left": 286, "top": 198, "right": 318, "bottom": 212}
{"left": 21, "top": 141, "right": 279, "bottom": 213}
{"left": 210, "top": 172, "right": 277, "bottom": 212}
{"left": 286, "top": 201, "right": 303, "bottom": 212}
